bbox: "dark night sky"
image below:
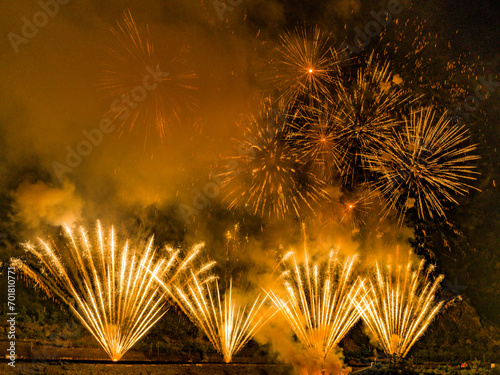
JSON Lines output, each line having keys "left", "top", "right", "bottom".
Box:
{"left": 426, "top": 0, "right": 500, "bottom": 56}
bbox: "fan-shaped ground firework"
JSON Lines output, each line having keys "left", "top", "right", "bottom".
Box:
{"left": 12, "top": 222, "right": 205, "bottom": 361}
{"left": 220, "top": 97, "right": 330, "bottom": 220}
{"left": 269, "top": 246, "right": 363, "bottom": 364}
{"left": 101, "top": 9, "right": 198, "bottom": 140}
{"left": 171, "top": 276, "right": 276, "bottom": 363}
{"left": 364, "top": 107, "right": 479, "bottom": 223}
{"left": 353, "top": 254, "right": 444, "bottom": 363}
{"left": 267, "top": 26, "right": 341, "bottom": 104}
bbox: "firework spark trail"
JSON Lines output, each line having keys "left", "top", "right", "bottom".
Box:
{"left": 101, "top": 9, "right": 198, "bottom": 141}
{"left": 363, "top": 107, "right": 480, "bottom": 223}
{"left": 353, "top": 254, "right": 444, "bottom": 361}
{"left": 168, "top": 275, "right": 277, "bottom": 363}
{"left": 220, "top": 97, "right": 331, "bottom": 220}
{"left": 268, "top": 26, "right": 342, "bottom": 104}
{"left": 11, "top": 222, "right": 205, "bottom": 361}
{"left": 269, "top": 246, "right": 364, "bottom": 363}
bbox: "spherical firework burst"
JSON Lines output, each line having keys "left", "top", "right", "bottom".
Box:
{"left": 11, "top": 221, "right": 206, "bottom": 361}
{"left": 335, "top": 55, "right": 411, "bottom": 186}
{"left": 269, "top": 246, "right": 363, "bottom": 365}
{"left": 220, "top": 97, "right": 331, "bottom": 221}
{"left": 339, "top": 189, "right": 373, "bottom": 228}
{"left": 267, "top": 26, "right": 342, "bottom": 104}
{"left": 101, "top": 9, "right": 198, "bottom": 141}
{"left": 353, "top": 253, "right": 444, "bottom": 363}
{"left": 290, "top": 102, "right": 345, "bottom": 182}
{"left": 170, "top": 275, "right": 277, "bottom": 363}
{"left": 363, "top": 107, "right": 480, "bottom": 224}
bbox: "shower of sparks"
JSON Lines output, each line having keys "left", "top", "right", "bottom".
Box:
{"left": 353, "top": 254, "right": 444, "bottom": 362}
{"left": 335, "top": 54, "right": 412, "bottom": 186}
{"left": 378, "top": 15, "right": 483, "bottom": 101}
{"left": 220, "top": 97, "right": 331, "bottom": 220}
{"left": 169, "top": 275, "right": 277, "bottom": 363}
{"left": 363, "top": 107, "right": 480, "bottom": 224}
{"left": 101, "top": 9, "right": 198, "bottom": 141}
{"left": 11, "top": 222, "right": 206, "bottom": 361}
{"left": 268, "top": 26, "right": 342, "bottom": 103}
{"left": 269, "top": 246, "right": 363, "bottom": 363}
{"left": 223, "top": 223, "right": 248, "bottom": 287}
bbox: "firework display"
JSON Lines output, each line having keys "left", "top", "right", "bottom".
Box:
{"left": 12, "top": 222, "right": 206, "bottom": 361}
{"left": 221, "top": 28, "right": 479, "bottom": 224}
{"left": 353, "top": 254, "right": 444, "bottom": 362}
{"left": 5, "top": 2, "right": 491, "bottom": 370}
{"left": 269, "top": 247, "right": 363, "bottom": 362}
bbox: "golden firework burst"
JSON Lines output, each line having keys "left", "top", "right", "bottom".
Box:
{"left": 268, "top": 26, "right": 342, "bottom": 104}
{"left": 364, "top": 107, "right": 480, "bottom": 223}
{"left": 220, "top": 97, "right": 331, "bottom": 220}
{"left": 101, "top": 9, "right": 198, "bottom": 141}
